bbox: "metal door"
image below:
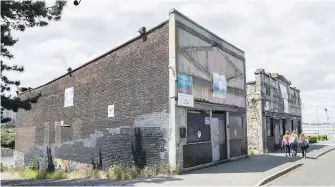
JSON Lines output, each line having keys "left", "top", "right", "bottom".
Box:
{"left": 211, "top": 118, "right": 220, "bottom": 161}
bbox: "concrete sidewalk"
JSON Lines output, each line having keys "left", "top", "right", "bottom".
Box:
{"left": 1, "top": 143, "right": 334, "bottom": 186}
{"left": 108, "top": 143, "right": 335, "bottom": 186}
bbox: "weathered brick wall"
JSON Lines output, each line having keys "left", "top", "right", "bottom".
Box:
{"left": 15, "top": 22, "right": 170, "bottom": 170}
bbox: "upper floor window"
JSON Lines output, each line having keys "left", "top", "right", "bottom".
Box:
{"left": 265, "top": 84, "right": 271, "bottom": 96}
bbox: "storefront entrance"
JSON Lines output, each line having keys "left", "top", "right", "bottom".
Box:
{"left": 183, "top": 110, "right": 227, "bottom": 168}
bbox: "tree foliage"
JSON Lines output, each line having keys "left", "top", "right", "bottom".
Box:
{"left": 1, "top": 1, "right": 66, "bottom": 122}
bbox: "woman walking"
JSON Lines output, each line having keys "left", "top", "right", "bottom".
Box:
{"left": 289, "top": 130, "right": 298, "bottom": 158}
{"left": 282, "top": 131, "right": 291, "bottom": 157}
{"left": 299, "top": 133, "right": 309, "bottom": 158}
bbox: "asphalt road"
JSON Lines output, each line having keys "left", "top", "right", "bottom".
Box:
{"left": 269, "top": 149, "right": 335, "bottom": 186}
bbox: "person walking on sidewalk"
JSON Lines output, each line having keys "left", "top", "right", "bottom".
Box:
{"left": 282, "top": 131, "right": 291, "bottom": 157}
{"left": 289, "top": 130, "right": 298, "bottom": 158}
{"left": 299, "top": 133, "right": 309, "bottom": 158}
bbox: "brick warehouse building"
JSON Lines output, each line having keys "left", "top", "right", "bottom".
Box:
{"left": 15, "top": 9, "right": 247, "bottom": 172}
{"left": 246, "top": 69, "right": 302, "bottom": 154}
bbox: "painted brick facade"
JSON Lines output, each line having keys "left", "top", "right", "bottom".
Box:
{"left": 15, "top": 22, "right": 170, "bottom": 170}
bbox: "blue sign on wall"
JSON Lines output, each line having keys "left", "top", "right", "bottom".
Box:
{"left": 177, "top": 73, "right": 194, "bottom": 107}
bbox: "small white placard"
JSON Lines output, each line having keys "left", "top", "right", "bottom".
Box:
{"left": 205, "top": 117, "right": 210, "bottom": 125}
{"left": 108, "top": 105, "right": 114, "bottom": 118}
{"left": 177, "top": 93, "right": 194, "bottom": 107}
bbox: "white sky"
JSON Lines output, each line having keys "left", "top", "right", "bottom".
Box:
{"left": 5, "top": 0, "right": 335, "bottom": 123}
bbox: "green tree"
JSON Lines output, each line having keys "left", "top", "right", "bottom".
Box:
{"left": 1, "top": 1, "right": 67, "bottom": 122}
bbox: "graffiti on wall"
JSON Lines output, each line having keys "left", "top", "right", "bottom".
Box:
{"left": 55, "top": 158, "right": 91, "bottom": 171}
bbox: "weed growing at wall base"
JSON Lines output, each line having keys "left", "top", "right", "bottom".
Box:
{"left": 1, "top": 162, "right": 8, "bottom": 172}
{"left": 108, "top": 163, "right": 178, "bottom": 180}
{"left": 3, "top": 160, "right": 179, "bottom": 181}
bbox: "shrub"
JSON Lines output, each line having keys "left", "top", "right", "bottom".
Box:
{"left": 0, "top": 127, "right": 15, "bottom": 148}
{"left": 317, "top": 135, "right": 327, "bottom": 141}
{"left": 1, "top": 162, "right": 8, "bottom": 172}
{"left": 308, "top": 135, "right": 317, "bottom": 143}
{"left": 27, "top": 158, "right": 39, "bottom": 170}
{"left": 1, "top": 122, "right": 15, "bottom": 129}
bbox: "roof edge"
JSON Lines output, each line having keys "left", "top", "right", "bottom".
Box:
{"left": 21, "top": 20, "right": 169, "bottom": 94}
{"left": 169, "top": 8, "right": 245, "bottom": 54}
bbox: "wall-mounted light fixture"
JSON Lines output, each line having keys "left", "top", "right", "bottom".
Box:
{"left": 73, "top": 0, "right": 81, "bottom": 6}
{"left": 67, "top": 67, "right": 72, "bottom": 77}
{"left": 138, "top": 27, "right": 147, "bottom": 42}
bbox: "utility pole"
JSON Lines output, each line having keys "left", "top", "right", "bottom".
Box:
{"left": 316, "top": 107, "right": 320, "bottom": 124}
{"left": 324, "top": 108, "right": 329, "bottom": 123}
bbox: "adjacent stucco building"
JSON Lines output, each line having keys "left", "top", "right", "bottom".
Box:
{"left": 247, "top": 68, "right": 302, "bottom": 154}
{"left": 15, "top": 9, "right": 247, "bottom": 172}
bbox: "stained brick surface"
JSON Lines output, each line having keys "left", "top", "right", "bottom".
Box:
{"left": 15, "top": 22, "right": 170, "bottom": 170}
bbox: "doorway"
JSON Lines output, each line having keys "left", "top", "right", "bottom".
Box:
{"left": 282, "top": 119, "right": 286, "bottom": 135}
{"left": 212, "top": 111, "right": 227, "bottom": 160}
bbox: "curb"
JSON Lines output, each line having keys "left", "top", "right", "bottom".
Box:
{"left": 312, "top": 147, "right": 335, "bottom": 159}
{"left": 254, "top": 163, "right": 303, "bottom": 187}
{"left": 255, "top": 146, "right": 335, "bottom": 186}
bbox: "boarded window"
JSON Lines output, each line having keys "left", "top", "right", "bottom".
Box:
{"left": 265, "top": 84, "right": 271, "bottom": 96}
{"left": 64, "top": 87, "right": 74, "bottom": 107}
{"left": 187, "top": 110, "right": 211, "bottom": 143}
{"left": 229, "top": 115, "right": 243, "bottom": 139}
{"left": 267, "top": 117, "right": 274, "bottom": 137}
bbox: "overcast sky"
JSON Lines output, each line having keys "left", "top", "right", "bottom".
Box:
{"left": 6, "top": 0, "right": 335, "bottom": 123}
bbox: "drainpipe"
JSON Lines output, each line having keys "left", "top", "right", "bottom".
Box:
{"left": 226, "top": 111, "right": 230, "bottom": 159}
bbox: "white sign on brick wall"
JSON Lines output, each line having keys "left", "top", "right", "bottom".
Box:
{"left": 108, "top": 105, "right": 114, "bottom": 118}
{"left": 64, "top": 87, "right": 74, "bottom": 107}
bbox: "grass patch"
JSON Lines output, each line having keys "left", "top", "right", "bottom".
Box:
{"left": 46, "top": 171, "right": 67, "bottom": 179}
{"left": 108, "top": 164, "right": 177, "bottom": 180}
{"left": 3, "top": 162, "right": 178, "bottom": 181}
{"left": 3, "top": 166, "right": 67, "bottom": 179}
{"left": 67, "top": 170, "right": 107, "bottom": 179}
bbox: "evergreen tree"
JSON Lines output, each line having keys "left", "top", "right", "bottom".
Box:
{"left": 1, "top": 1, "right": 66, "bottom": 122}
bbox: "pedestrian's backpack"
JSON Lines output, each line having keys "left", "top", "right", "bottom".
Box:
{"left": 302, "top": 138, "right": 309, "bottom": 148}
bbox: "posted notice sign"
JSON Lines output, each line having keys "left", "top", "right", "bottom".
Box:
{"left": 108, "top": 105, "right": 114, "bottom": 118}
{"left": 213, "top": 73, "right": 227, "bottom": 99}
{"left": 177, "top": 73, "right": 194, "bottom": 107}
